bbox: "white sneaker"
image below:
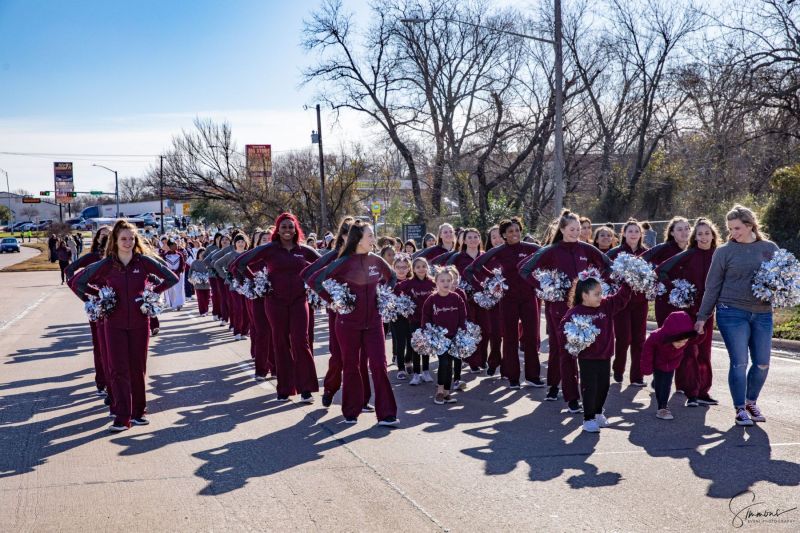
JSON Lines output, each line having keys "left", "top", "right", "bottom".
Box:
{"left": 396, "top": 371, "right": 408, "bottom": 380}
{"left": 582, "top": 419, "right": 601, "bottom": 433}
{"left": 235, "top": 334, "right": 242, "bottom": 341}
{"left": 421, "top": 371, "right": 434, "bottom": 383}
{"left": 213, "top": 315, "right": 219, "bottom": 321}
{"left": 452, "top": 380, "right": 467, "bottom": 391}
{"left": 594, "top": 413, "right": 609, "bottom": 427}
{"left": 409, "top": 374, "right": 422, "bottom": 386}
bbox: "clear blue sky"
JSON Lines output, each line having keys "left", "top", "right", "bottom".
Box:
{"left": 0, "top": 0, "right": 376, "bottom": 194}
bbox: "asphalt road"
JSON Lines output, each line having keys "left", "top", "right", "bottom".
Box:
{"left": 0, "top": 242, "right": 39, "bottom": 270}
{"left": 1, "top": 272, "right": 798, "bottom": 532}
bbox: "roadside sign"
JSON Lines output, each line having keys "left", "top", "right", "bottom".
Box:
{"left": 403, "top": 223, "right": 426, "bottom": 245}
{"left": 90, "top": 190, "right": 103, "bottom": 195}
{"left": 53, "top": 162, "right": 75, "bottom": 204}
{"left": 371, "top": 202, "right": 381, "bottom": 216}
{"left": 246, "top": 144, "right": 272, "bottom": 179}
{"left": 22, "top": 196, "right": 41, "bottom": 204}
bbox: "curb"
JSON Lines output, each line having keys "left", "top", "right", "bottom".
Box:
{"left": 646, "top": 320, "right": 800, "bottom": 354}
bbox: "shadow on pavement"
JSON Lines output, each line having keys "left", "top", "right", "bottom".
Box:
{"left": 5, "top": 323, "right": 92, "bottom": 364}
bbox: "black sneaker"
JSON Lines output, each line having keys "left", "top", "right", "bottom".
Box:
{"left": 508, "top": 381, "right": 521, "bottom": 390}
{"left": 567, "top": 400, "right": 583, "bottom": 413}
{"left": 545, "top": 386, "right": 559, "bottom": 401}
{"left": 344, "top": 417, "right": 358, "bottom": 425}
{"left": 377, "top": 416, "right": 400, "bottom": 427}
{"left": 108, "top": 423, "right": 129, "bottom": 433}
{"left": 300, "top": 392, "right": 314, "bottom": 404}
{"left": 631, "top": 380, "right": 647, "bottom": 387}
{"left": 486, "top": 366, "right": 497, "bottom": 377}
{"left": 95, "top": 388, "right": 107, "bottom": 397}
{"left": 321, "top": 393, "right": 333, "bottom": 408}
{"left": 104, "top": 396, "right": 112, "bottom": 406}
{"left": 275, "top": 395, "right": 290, "bottom": 403}
{"left": 362, "top": 404, "right": 375, "bottom": 413}
{"left": 697, "top": 395, "right": 719, "bottom": 406}
{"left": 131, "top": 417, "right": 150, "bottom": 426}
{"left": 686, "top": 397, "right": 699, "bottom": 407}
{"left": 613, "top": 373, "right": 623, "bottom": 383}
{"left": 525, "top": 378, "right": 546, "bottom": 388}
{"left": 151, "top": 328, "right": 160, "bottom": 337}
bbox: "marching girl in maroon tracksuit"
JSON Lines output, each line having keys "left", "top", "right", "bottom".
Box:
{"left": 422, "top": 265, "right": 468, "bottom": 405}
{"left": 606, "top": 219, "right": 650, "bottom": 387}
{"left": 464, "top": 216, "right": 542, "bottom": 389}
{"left": 232, "top": 230, "right": 277, "bottom": 380}
{"left": 188, "top": 248, "right": 212, "bottom": 316}
{"left": 390, "top": 254, "right": 414, "bottom": 378}
{"left": 309, "top": 220, "right": 399, "bottom": 426}
{"left": 519, "top": 210, "right": 611, "bottom": 413}
{"left": 217, "top": 233, "right": 251, "bottom": 340}
{"left": 485, "top": 226, "right": 504, "bottom": 373}
{"left": 204, "top": 233, "right": 223, "bottom": 320}
{"left": 236, "top": 213, "right": 319, "bottom": 402}
{"left": 397, "top": 257, "right": 436, "bottom": 385}
{"left": 206, "top": 234, "right": 233, "bottom": 326}
{"left": 656, "top": 218, "right": 720, "bottom": 407}
{"left": 72, "top": 220, "right": 179, "bottom": 432}
{"left": 559, "top": 275, "right": 632, "bottom": 432}
{"left": 413, "top": 223, "right": 457, "bottom": 266}
{"left": 446, "top": 228, "right": 489, "bottom": 373}
{"left": 642, "top": 216, "right": 691, "bottom": 325}
{"left": 301, "top": 217, "right": 371, "bottom": 408}
{"left": 65, "top": 226, "right": 112, "bottom": 398}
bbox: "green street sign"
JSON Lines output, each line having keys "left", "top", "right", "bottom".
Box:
{"left": 90, "top": 190, "right": 103, "bottom": 195}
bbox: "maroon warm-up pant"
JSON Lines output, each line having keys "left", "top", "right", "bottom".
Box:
{"left": 466, "top": 302, "right": 490, "bottom": 370}
{"left": 676, "top": 316, "right": 714, "bottom": 397}
{"left": 104, "top": 323, "right": 150, "bottom": 427}
{"left": 89, "top": 320, "right": 107, "bottom": 391}
{"left": 250, "top": 297, "right": 274, "bottom": 376}
{"left": 216, "top": 282, "right": 230, "bottom": 322}
{"left": 245, "top": 298, "right": 256, "bottom": 358}
{"left": 231, "top": 292, "right": 250, "bottom": 336}
{"left": 96, "top": 320, "right": 115, "bottom": 415}
{"left": 265, "top": 298, "right": 318, "bottom": 397}
{"left": 335, "top": 320, "right": 396, "bottom": 421}
{"left": 612, "top": 300, "right": 648, "bottom": 383}
{"left": 323, "top": 311, "right": 370, "bottom": 402}
{"left": 488, "top": 306, "right": 502, "bottom": 370}
{"left": 225, "top": 287, "right": 234, "bottom": 325}
{"left": 210, "top": 278, "right": 221, "bottom": 317}
{"left": 544, "top": 302, "right": 579, "bottom": 401}
{"left": 654, "top": 299, "right": 671, "bottom": 327}
{"left": 196, "top": 288, "right": 210, "bottom": 315}
{"left": 499, "top": 296, "right": 540, "bottom": 383}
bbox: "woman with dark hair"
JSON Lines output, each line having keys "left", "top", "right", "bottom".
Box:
{"left": 403, "top": 239, "right": 417, "bottom": 254}
{"left": 519, "top": 210, "right": 610, "bottom": 412}
{"left": 414, "top": 223, "right": 457, "bottom": 265}
{"left": 235, "top": 213, "right": 319, "bottom": 402}
{"left": 422, "top": 233, "right": 436, "bottom": 250}
{"left": 301, "top": 217, "right": 371, "bottom": 407}
{"left": 65, "top": 226, "right": 112, "bottom": 399}
{"left": 484, "top": 225, "right": 504, "bottom": 374}
{"left": 643, "top": 216, "right": 691, "bottom": 325}
{"left": 592, "top": 226, "right": 615, "bottom": 253}
{"left": 658, "top": 218, "right": 721, "bottom": 407}
{"left": 606, "top": 219, "right": 649, "bottom": 386}
{"left": 308, "top": 220, "right": 398, "bottom": 426}
{"left": 71, "top": 220, "right": 178, "bottom": 432}
{"left": 465, "top": 217, "right": 542, "bottom": 389}
{"left": 216, "top": 233, "right": 250, "bottom": 340}
{"left": 204, "top": 233, "right": 223, "bottom": 320}
{"left": 56, "top": 239, "right": 72, "bottom": 284}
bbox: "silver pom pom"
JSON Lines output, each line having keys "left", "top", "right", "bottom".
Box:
{"left": 534, "top": 268, "right": 572, "bottom": 302}
{"left": 322, "top": 278, "right": 356, "bottom": 315}
{"left": 449, "top": 321, "right": 482, "bottom": 359}
{"left": 411, "top": 323, "right": 451, "bottom": 357}
{"left": 610, "top": 253, "right": 661, "bottom": 299}
{"left": 752, "top": 248, "right": 800, "bottom": 308}
{"left": 564, "top": 314, "right": 600, "bottom": 357}
{"left": 668, "top": 278, "right": 696, "bottom": 309}
{"left": 251, "top": 267, "right": 272, "bottom": 298}
{"left": 473, "top": 268, "right": 507, "bottom": 309}
{"left": 136, "top": 282, "right": 164, "bottom": 317}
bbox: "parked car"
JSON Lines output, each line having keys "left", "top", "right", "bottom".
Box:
{"left": 0, "top": 237, "right": 20, "bottom": 253}
{"left": 10, "top": 221, "right": 33, "bottom": 232}
{"left": 35, "top": 219, "right": 54, "bottom": 230}
{"left": 17, "top": 223, "right": 36, "bottom": 231}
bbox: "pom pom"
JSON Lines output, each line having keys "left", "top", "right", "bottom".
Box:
{"left": 137, "top": 281, "right": 164, "bottom": 317}
{"left": 610, "top": 253, "right": 661, "bottom": 300}
{"left": 306, "top": 284, "right": 326, "bottom": 311}
{"left": 377, "top": 284, "right": 399, "bottom": 323}
{"left": 533, "top": 268, "right": 572, "bottom": 302}
{"left": 563, "top": 314, "right": 600, "bottom": 357}
{"left": 668, "top": 278, "right": 697, "bottom": 309}
{"left": 322, "top": 278, "right": 356, "bottom": 315}
{"left": 752, "top": 248, "right": 800, "bottom": 308}
{"left": 410, "top": 323, "right": 451, "bottom": 357}
{"left": 94, "top": 286, "right": 117, "bottom": 318}
{"left": 457, "top": 278, "right": 475, "bottom": 298}
{"left": 251, "top": 267, "right": 272, "bottom": 298}
{"left": 394, "top": 293, "right": 416, "bottom": 319}
{"left": 473, "top": 268, "right": 507, "bottom": 309}
{"left": 189, "top": 272, "right": 209, "bottom": 286}
{"left": 449, "top": 321, "right": 482, "bottom": 359}
{"left": 84, "top": 296, "right": 101, "bottom": 322}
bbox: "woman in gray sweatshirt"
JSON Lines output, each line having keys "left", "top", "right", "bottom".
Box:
{"left": 695, "top": 205, "right": 779, "bottom": 427}
{"left": 188, "top": 248, "right": 212, "bottom": 316}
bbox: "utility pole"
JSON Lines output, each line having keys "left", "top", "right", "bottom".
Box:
{"left": 91, "top": 164, "right": 120, "bottom": 217}
{"left": 0, "top": 168, "right": 12, "bottom": 229}
{"left": 159, "top": 155, "right": 165, "bottom": 235}
{"left": 552, "top": 0, "right": 565, "bottom": 216}
{"left": 315, "top": 104, "right": 327, "bottom": 233}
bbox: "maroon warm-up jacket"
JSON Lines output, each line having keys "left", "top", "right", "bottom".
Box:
{"left": 464, "top": 241, "right": 540, "bottom": 300}
{"left": 640, "top": 311, "right": 700, "bottom": 374}
{"left": 65, "top": 251, "right": 103, "bottom": 281}
{"left": 234, "top": 242, "right": 319, "bottom": 304}
{"left": 413, "top": 245, "right": 455, "bottom": 265}
{"left": 396, "top": 277, "right": 436, "bottom": 325}
{"left": 421, "top": 292, "right": 467, "bottom": 337}
{"left": 558, "top": 283, "right": 632, "bottom": 360}
{"left": 446, "top": 250, "right": 483, "bottom": 276}
{"left": 71, "top": 254, "right": 179, "bottom": 329}
{"left": 518, "top": 240, "right": 610, "bottom": 298}
{"left": 655, "top": 247, "right": 715, "bottom": 318}
{"left": 309, "top": 252, "right": 396, "bottom": 329}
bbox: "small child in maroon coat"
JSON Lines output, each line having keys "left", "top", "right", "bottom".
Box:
{"left": 640, "top": 311, "right": 700, "bottom": 420}
{"left": 559, "top": 276, "right": 631, "bottom": 433}
{"left": 421, "top": 266, "right": 467, "bottom": 405}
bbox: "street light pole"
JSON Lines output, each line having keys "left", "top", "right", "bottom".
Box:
{"left": 159, "top": 155, "right": 165, "bottom": 235}
{"left": 0, "top": 168, "right": 12, "bottom": 229}
{"left": 312, "top": 104, "right": 327, "bottom": 233}
{"left": 400, "top": 6, "right": 566, "bottom": 216}
{"left": 91, "top": 164, "right": 120, "bottom": 218}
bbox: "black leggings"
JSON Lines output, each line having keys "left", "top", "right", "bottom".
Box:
{"left": 58, "top": 260, "right": 69, "bottom": 282}
{"left": 653, "top": 369, "right": 674, "bottom": 409}
{"left": 390, "top": 318, "right": 412, "bottom": 370}
{"left": 409, "top": 323, "right": 430, "bottom": 374}
{"left": 578, "top": 359, "right": 611, "bottom": 421}
{"left": 438, "top": 353, "right": 454, "bottom": 390}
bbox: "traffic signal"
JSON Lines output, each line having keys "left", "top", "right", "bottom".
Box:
{"left": 68, "top": 192, "right": 78, "bottom": 197}
{"left": 40, "top": 191, "right": 50, "bottom": 196}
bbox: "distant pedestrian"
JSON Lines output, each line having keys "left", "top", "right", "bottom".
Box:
{"left": 56, "top": 240, "right": 71, "bottom": 284}
{"left": 66, "top": 234, "right": 78, "bottom": 262}
{"left": 642, "top": 221, "right": 657, "bottom": 248}
{"left": 48, "top": 234, "right": 57, "bottom": 262}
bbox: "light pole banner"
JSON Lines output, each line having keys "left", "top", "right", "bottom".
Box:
{"left": 53, "top": 162, "right": 74, "bottom": 204}
{"left": 246, "top": 144, "right": 272, "bottom": 180}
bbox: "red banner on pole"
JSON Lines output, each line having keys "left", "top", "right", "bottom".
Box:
{"left": 246, "top": 144, "right": 272, "bottom": 180}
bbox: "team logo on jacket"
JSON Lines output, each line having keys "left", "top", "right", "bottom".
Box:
{"left": 368, "top": 265, "right": 380, "bottom": 277}
{"left": 133, "top": 269, "right": 140, "bottom": 274}
{"left": 432, "top": 304, "right": 458, "bottom": 316}
{"left": 579, "top": 256, "right": 588, "bottom": 262}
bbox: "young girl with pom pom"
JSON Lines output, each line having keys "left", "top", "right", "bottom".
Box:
{"left": 640, "top": 311, "right": 700, "bottom": 420}
{"left": 397, "top": 257, "right": 436, "bottom": 385}
{"left": 559, "top": 274, "right": 631, "bottom": 433}
{"left": 421, "top": 266, "right": 468, "bottom": 405}
{"left": 391, "top": 254, "right": 414, "bottom": 379}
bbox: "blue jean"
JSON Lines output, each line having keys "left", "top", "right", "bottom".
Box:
{"left": 715, "top": 304, "right": 772, "bottom": 407}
